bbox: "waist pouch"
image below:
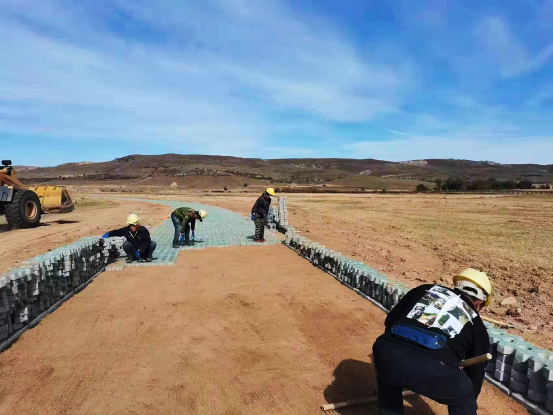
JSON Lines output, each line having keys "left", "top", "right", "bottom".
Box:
{"left": 391, "top": 324, "right": 448, "bottom": 350}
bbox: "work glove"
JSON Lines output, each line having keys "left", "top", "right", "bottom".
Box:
{"left": 251, "top": 214, "right": 255, "bottom": 221}
{"left": 178, "top": 234, "right": 185, "bottom": 243}
{"left": 102, "top": 232, "right": 109, "bottom": 238}
{"left": 191, "top": 231, "right": 195, "bottom": 240}
{"left": 135, "top": 250, "right": 141, "bottom": 259}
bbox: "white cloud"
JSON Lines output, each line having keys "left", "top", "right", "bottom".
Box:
{"left": 385, "top": 129, "right": 409, "bottom": 136}
{"left": 344, "top": 135, "right": 553, "bottom": 164}
{"left": 474, "top": 16, "right": 553, "bottom": 78}
{"left": 0, "top": 0, "right": 408, "bottom": 152}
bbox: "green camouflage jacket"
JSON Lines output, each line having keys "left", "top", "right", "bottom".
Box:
{"left": 173, "top": 207, "right": 198, "bottom": 231}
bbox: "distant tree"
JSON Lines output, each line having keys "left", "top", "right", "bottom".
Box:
{"left": 446, "top": 176, "right": 466, "bottom": 191}
{"left": 224, "top": 186, "right": 228, "bottom": 191}
{"left": 381, "top": 188, "right": 387, "bottom": 193}
{"left": 416, "top": 184, "right": 428, "bottom": 193}
{"left": 435, "top": 179, "right": 443, "bottom": 192}
{"left": 516, "top": 179, "right": 533, "bottom": 189}
{"left": 361, "top": 187, "right": 366, "bottom": 192}
{"left": 503, "top": 180, "right": 516, "bottom": 190}
{"left": 243, "top": 183, "right": 248, "bottom": 187}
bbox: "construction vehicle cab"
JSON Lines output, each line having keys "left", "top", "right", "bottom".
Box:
{"left": 0, "top": 160, "right": 74, "bottom": 228}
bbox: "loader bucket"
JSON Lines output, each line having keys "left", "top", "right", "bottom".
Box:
{"left": 28, "top": 186, "right": 75, "bottom": 214}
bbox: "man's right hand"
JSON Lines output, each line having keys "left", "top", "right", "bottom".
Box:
{"left": 251, "top": 214, "right": 255, "bottom": 221}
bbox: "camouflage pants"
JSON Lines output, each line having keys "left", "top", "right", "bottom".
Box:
{"left": 254, "top": 218, "right": 265, "bottom": 240}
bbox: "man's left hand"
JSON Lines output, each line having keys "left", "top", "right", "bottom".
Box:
{"left": 135, "top": 250, "right": 141, "bottom": 259}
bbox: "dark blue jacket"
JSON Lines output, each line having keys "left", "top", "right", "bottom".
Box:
{"left": 108, "top": 225, "right": 152, "bottom": 253}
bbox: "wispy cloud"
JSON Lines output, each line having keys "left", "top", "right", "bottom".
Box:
{"left": 474, "top": 16, "right": 553, "bottom": 79}
{"left": 344, "top": 135, "right": 553, "bottom": 164}
{"left": 385, "top": 129, "right": 409, "bottom": 136}
{"left": 1, "top": 0, "right": 553, "bottom": 164}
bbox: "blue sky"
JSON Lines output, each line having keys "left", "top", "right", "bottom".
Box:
{"left": 2, "top": 0, "right": 553, "bottom": 166}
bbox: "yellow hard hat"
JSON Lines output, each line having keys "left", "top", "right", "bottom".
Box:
{"left": 198, "top": 210, "right": 207, "bottom": 219}
{"left": 453, "top": 268, "right": 492, "bottom": 306}
{"left": 266, "top": 188, "right": 275, "bottom": 196}
{"left": 126, "top": 213, "right": 140, "bottom": 225}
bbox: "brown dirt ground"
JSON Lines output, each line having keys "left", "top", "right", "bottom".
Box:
{"left": 0, "top": 246, "right": 523, "bottom": 415}
{"left": 0, "top": 197, "right": 172, "bottom": 274}
{"left": 78, "top": 190, "right": 553, "bottom": 350}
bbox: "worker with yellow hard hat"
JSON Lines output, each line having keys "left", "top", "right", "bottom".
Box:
{"left": 250, "top": 188, "right": 275, "bottom": 243}
{"left": 372, "top": 269, "right": 492, "bottom": 415}
{"left": 102, "top": 213, "right": 157, "bottom": 263}
{"left": 170, "top": 207, "right": 208, "bottom": 248}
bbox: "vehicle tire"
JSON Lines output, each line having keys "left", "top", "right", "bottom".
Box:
{"left": 5, "top": 190, "right": 42, "bottom": 228}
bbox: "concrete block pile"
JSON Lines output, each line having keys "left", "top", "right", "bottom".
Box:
{"left": 0, "top": 236, "right": 124, "bottom": 344}
{"left": 285, "top": 230, "right": 409, "bottom": 310}
{"left": 267, "top": 196, "right": 289, "bottom": 232}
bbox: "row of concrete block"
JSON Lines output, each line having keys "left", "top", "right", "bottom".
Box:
{"left": 283, "top": 227, "right": 553, "bottom": 413}
{"left": 284, "top": 230, "right": 409, "bottom": 310}
{"left": 487, "top": 328, "right": 553, "bottom": 411}
{"left": 0, "top": 236, "right": 125, "bottom": 342}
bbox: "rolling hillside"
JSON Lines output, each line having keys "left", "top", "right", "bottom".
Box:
{"left": 16, "top": 154, "right": 553, "bottom": 185}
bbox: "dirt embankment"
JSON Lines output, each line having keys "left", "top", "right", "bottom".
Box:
{"left": 0, "top": 197, "right": 172, "bottom": 274}
{"left": 0, "top": 246, "right": 523, "bottom": 415}
{"left": 96, "top": 191, "right": 553, "bottom": 349}
{"left": 57, "top": 190, "right": 553, "bottom": 349}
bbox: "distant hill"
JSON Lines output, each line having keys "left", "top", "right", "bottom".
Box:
{"left": 16, "top": 154, "right": 553, "bottom": 185}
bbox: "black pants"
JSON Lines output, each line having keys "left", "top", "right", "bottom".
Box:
{"left": 373, "top": 337, "right": 477, "bottom": 415}
{"left": 171, "top": 213, "right": 191, "bottom": 244}
{"left": 123, "top": 240, "right": 157, "bottom": 259}
{"left": 254, "top": 217, "right": 265, "bottom": 240}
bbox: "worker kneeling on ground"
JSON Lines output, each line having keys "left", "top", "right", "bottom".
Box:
{"left": 171, "top": 207, "right": 207, "bottom": 248}
{"left": 251, "top": 188, "right": 274, "bottom": 243}
{"left": 373, "top": 269, "right": 491, "bottom": 415}
{"left": 102, "top": 214, "right": 157, "bottom": 263}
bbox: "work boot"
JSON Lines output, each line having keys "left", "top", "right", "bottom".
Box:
{"left": 259, "top": 238, "right": 265, "bottom": 243}
{"left": 172, "top": 244, "right": 180, "bottom": 249}
{"left": 125, "top": 256, "right": 134, "bottom": 263}
{"left": 144, "top": 256, "right": 152, "bottom": 263}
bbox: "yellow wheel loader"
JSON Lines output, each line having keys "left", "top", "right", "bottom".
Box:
{"left": 0, "top": 160, "right": 74, "bottom": 228}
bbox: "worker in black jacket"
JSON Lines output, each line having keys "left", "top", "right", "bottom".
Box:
{"left": 373, "top": 269, "right": 492, "bottom": 415}
{"left": 102, "top": 214, "right": 157, "bottom": 263}
{"left": 250, "top": 188, "right": 275, "bottom": 242}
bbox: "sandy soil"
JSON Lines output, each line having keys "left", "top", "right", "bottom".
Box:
{"left": 0, "top": 197, "right": 172, "bottom": 274}
{"left": 82, "top": 190, "right": 553, "bottom": 349}
{"left": 0, "top": 246, "right": 522, "bottom": 415}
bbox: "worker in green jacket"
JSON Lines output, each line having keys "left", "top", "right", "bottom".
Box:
{"left": 171, "top": 207, "right": 207, "bottom": 248}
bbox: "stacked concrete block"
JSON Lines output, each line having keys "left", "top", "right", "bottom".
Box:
{"left": 278, "top": 196, "right": 288, "bottom": 227}
{"left": 267, "top": 196, "right": 289, "bottom": 232}
{"left": 0, "top": 236, "right": 124, "bottom": 346}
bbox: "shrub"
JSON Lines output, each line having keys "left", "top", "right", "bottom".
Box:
{"left": 541, "top": 184, "right": 551, "bottom": 189}
{"left": 446, "top": 176, "right": 465, "bottom": 191}
{"left": 416, "top": 184, "right": 428, "bottom": 193}
{"left": 275, "top": 187, "right": 281, "bottom": 193}
{"left": 243, "top": 183, "right": 248, "bottom": 187}
{"left": 361, "top": 187, "right": 366, "bottom": 192}
{"left": 516, "top": 179, "right": 533, "bottom": 189}
{"left": 224, "top": 186, "right": 228, "bottom": 191}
